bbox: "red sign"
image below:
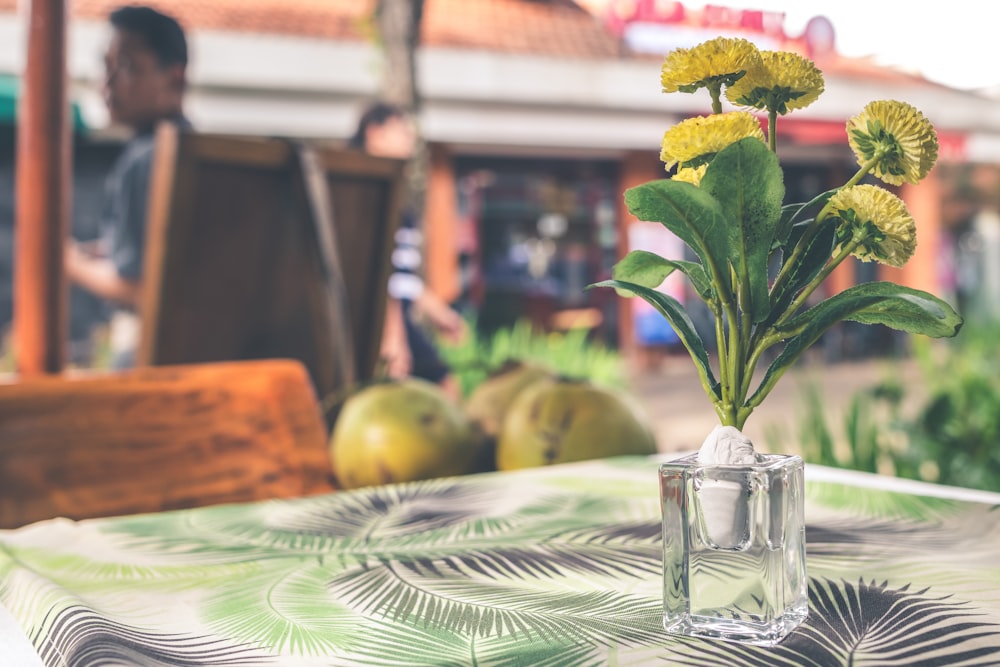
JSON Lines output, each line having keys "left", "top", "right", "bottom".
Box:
{"left": 604, "top": 1, "right": 787, "bottom": 41}
{"left": 938, "top": 131, "right": 967, "bottom": 164}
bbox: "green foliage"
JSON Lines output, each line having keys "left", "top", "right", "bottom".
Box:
{"left": 597, "top": 137, "right": 962, "bottom": 429}
{"left": 594, "top": 278, "right": 720, "bottom": 405}
{"left": 767, "top": 216, "right": 835, "bottom": 323}
{"left": 765, "top": 382, "right": 887, "bottom": 475}
{"left": 701, "top": 137, "right": 784, "bottom": 322}
{"left": 770, "top": 321, "right": 1000, "bottom": 491}
{"left": 894, "top": 325, "right": 1000, "bottom": 490}
{"left": 756, "top": 282, "right": 964, "bottom": 406}
{"left": 609, "top": 249, "right": 712, "bottom": 300}
{"left": 621, "top": 172, "right": 733, "bottom": 303}
{"left": 436, "top": 318, "right": 626, "bottom": 399}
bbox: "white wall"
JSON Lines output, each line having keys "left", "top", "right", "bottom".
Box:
{"left": 3, "top": 12, "right": 1000, "bottom": 160}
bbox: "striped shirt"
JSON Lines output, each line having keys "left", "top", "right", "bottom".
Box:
{"left": 387, "top": 214, "right": 425, "bottom": 302}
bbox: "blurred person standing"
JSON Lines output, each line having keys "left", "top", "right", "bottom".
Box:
{"left": 349, "top": 101, "right": 465, "bottom": 396}
{"left": 65, "top": 5, "right": 191, "bottom": 369}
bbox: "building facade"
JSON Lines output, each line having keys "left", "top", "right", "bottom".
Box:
{"left": 2, "top": 0, "right": 999, "bottom": 357}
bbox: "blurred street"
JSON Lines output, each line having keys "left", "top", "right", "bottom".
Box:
{"left": 628, "top": 354, "right": 927, "bottom": 455}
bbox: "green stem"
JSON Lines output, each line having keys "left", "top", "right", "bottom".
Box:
{"left": 813, "top": 154, "right": 883, "bottom": 224}
{"left": 704, "top": 257, "right": 738, "bottom": 422}
{"left": 721, "top": 269, "right": 742, "bottom": 427}
{"left": 708, "top": 82, "right": 723, "bottom": 114}
{"left": 680, "top": 327, "right": 725, "bottom": 423}
{"left": 727, "top": 329, "right": 741, "bottom": 426}
{"left": 768, "top": 111, "right": 777, "bottom": 153}
{"left": 742, "top": 239, "right": 864, "bottom": 424}
{"left": 738, "top": 237, "right": 860, "bottom": 431}
{"left": 734, "top": 292, "right": 754, "bottom": 415}
{"left": 778, "top": 237, "right": 861, "bottom": 328}
{"left": 738, "top": 333, "right": 767, "bottom": 410}
{"left": 712, "top": 299, "right": 730, "bottom": 417}
{"left": 770, "top": 153, "right": 883, "bottom": 305}
{"left": 735, "top": 329, "right": 785, "bottom": 427}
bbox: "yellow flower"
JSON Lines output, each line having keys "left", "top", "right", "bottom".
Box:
{"left": 660, "top": 112, "right": 766, "bottom": 171}
{"left": 725, "top": 50, "right": 824, "bottom": 115}
{"left": 661, "top": 37, "right": 762, "bottom": 94}
{"left": 829, "top": 184, "right": 917, "bottom": 267}
{"left": 847, "top": 100, "right": 938, "bottom": 185}
{"left": 672, "top": 164, "right": 708, "bottom": 186}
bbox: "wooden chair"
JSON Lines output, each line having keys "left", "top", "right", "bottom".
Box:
{"left": 0, "top": 359, "right": 337, "bottom": 529}
{"left": 138, "top": 126, "right": 405, "bottom": 419}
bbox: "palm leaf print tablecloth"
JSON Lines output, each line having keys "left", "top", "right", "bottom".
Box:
{"left": 1, "top": 455, "right": 1000, "bottom": 666}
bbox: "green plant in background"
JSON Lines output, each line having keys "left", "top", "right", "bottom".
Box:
{"left": 772, "top": 321, "right": 1000, "bottom": 491}
{"left": 895, "top": 325, "right": 1000, "bottom": 490}
{"left": 436, "top": 318, "right": 625, "bottom": 398}
{"left": 765, "top": 380, "right": 895, "bottom": 475}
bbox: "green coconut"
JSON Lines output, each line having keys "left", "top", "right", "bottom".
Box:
{"left": 465, "top": 360, "right": 555, "bottom": 440}
{"left": 330, "top": 378, "right": 482, "bottom": 489}
{"left": 496, "top": 377, "right": 657, "bottom": 470}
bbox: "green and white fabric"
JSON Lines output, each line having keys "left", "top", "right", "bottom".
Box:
{"left": 1, "top": 456, "right": 999, "bottom": 666}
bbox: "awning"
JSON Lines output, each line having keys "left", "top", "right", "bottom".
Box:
{"left": 0, "top": 72, "right": 87, "bottom": 132}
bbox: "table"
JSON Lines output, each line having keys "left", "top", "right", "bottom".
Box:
{"left": 2, "top": 455, "right": 1000, "bottom": 666}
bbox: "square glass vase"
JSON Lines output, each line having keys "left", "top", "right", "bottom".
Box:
{"left": 659, "top": 452, "right": 808, "bottom": 646}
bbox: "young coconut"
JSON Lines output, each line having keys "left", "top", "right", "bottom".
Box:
{"left": 496, "top": 377, "right": 657, "bottom": 470}
{"left": 329, "top": 378, "right": 483, "bottom": 489}
{"left": 463, "top": 360, "right": 555, "bottom": 472}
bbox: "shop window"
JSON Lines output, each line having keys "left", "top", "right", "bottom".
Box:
{"left": 455, "top": 156, "right": 620, "bottom": 345}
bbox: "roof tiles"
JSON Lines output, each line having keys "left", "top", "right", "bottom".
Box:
{"left": 0, "top": 0, "right": 939, "bottom": 84}
{"left": 0, "top": 0, "right": 620, "bottom": 59}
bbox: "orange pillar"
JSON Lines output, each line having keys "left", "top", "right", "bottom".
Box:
{"left": 827, "top": 258, "right": 855, "bottom": 296}
{"left": 886, "top": 172, "right": 943, "bottom": 294}
{"left": 14, "top": 0, "right": 72, "bottom": 375}
{"left": 423, "top": 143, "right": 460, "bottom": 303}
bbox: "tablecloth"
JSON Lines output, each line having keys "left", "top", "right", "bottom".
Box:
{"left": 1, "top": 455, "right": 999, "bottom": 666}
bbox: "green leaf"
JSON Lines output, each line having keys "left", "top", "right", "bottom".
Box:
{"left": 752, "top": 282, "right": 964, "bottom": 406}
{"left": 609, "top": 250, "right": 713, "bottom": 301}
{"left": 623, "top": 180, "right": 733, "bottom": 301}
{"left": 701, "top": 137, "right": 784, "bottom": 322}
{"left": 590, "top": 278, "right": 720, "bottom": 400}
{"left": 774, "top": 189, "right": 836, "bottom": 252}
{"left": 768, "top": 219, "right": 837, "bottom": 323}
{"left": 772, "top": 203, "right": 802, "bottom": 252}
{"left": 787, "top": 281, "right": 964, "bottom": 337}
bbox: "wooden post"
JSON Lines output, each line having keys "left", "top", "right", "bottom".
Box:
{"left": 14, "top": 0, "right": 71, "bottom": 374}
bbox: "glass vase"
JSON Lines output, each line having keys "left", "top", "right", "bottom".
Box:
{"left": 659, "top": 452, "right": 808, "bottom": 646}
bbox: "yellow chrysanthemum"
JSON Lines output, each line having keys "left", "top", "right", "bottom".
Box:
{"left": 660, "top": 112, "right": 766, "bottom": 171}
{"left": 672, "top": 164, "right": 708, "bottom": 186}
{"left": 829, "top": 184, "right": 917, "bottom": 267}
{"left": 725, "top": 50, "right": 824, "bottom": 115}
{"left": 661, "top": 37, "right": 762, "bottom": 94}
{"left": 847, "top": 100, "right": 938, "bottom": 186}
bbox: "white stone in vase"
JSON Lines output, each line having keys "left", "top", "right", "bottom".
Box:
{"left": 696, "top": 425, "right": 761, "bottom": 549}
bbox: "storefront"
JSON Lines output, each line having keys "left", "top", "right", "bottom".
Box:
{"left": 448, "top": 154, "right": 621, "bottom": 342}
{"left": 4, "top": 0, "right": 1000, "bottom": 361}
{"left": 420, "top": 114, "right": 981, "bottom": 358}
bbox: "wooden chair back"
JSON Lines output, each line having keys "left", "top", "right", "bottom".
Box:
{"left": 0, "top": 359, "right": 336, "bottom": 529}
{"left": 138, "top": 125, "right": 405, "bottom": 411}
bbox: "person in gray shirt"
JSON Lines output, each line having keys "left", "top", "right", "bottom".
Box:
{"left": 65, "top": 5, "right": 190, "bottom": 368}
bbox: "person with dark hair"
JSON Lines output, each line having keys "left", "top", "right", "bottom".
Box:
{"left": 65, "top": 5, "right": 191, "bottom": 368}
{"left": 351, "top": 101, "right": 465, "bottom": 396}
